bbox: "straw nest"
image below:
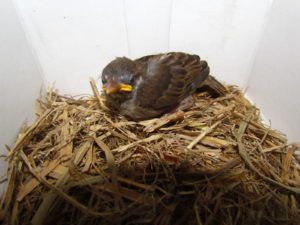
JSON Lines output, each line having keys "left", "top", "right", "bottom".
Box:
{"left": 0, "top": 78, "right": 299, "bottom": 225}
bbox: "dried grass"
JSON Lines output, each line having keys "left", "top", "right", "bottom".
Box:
{"left": 0, "top": 78, "right": 300, "bottom": 225}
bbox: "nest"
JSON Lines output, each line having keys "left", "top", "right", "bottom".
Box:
{"left": 0, "top": 78, "right": 299, "bottom": 225}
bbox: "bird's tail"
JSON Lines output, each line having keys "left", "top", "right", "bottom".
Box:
{"left": 198, "top": 75, "right": 227, "bottom": 97}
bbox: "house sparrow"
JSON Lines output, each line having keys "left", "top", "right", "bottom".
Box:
{"left": 101, "top": 52, "right": 209, "bottom": 120}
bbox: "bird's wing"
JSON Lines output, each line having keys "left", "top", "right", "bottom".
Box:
{"left": 133, "top": 52, "right": 209, "bottom": 110}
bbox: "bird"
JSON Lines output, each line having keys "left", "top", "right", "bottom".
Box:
{"left": 101, "top": 52, "right": 210, "bottom": 120}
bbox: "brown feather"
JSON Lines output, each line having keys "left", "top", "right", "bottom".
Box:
{"left": 134, "top": 52, "right": 209, "bottom": 111}
{"left": 102, "top": 52, "right": 210, "bottom": 120}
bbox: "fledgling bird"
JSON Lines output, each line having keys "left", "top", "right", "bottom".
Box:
{"left": 101, "top": 52, "right": 210, "bottom": 120}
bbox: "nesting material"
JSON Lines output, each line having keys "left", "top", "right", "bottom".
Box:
{"left": 1, "top": 78, "right": 300, "bottom": 225}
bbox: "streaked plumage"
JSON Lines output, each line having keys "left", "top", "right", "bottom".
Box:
{"left": 101, "top": 52, "right": 210, "bottom": 120}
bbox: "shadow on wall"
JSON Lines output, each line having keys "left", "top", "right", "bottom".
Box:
{"left": 0, "top": 0, "right": 44, "bottom": 193}
{"left": 246, "top": 0, "right": 300, "bottom": 142}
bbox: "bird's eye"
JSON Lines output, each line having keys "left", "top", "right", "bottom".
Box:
{"left": 101, "top": 76, "right": 106, "bottom": 84}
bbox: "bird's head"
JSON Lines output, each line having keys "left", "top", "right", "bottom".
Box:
{"left": 101, "top": 57, "right": 137, "bottom": 98}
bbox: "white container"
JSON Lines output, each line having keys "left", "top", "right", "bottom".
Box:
{"left": 0, "top": 0, "right": 299, "bottom": 193}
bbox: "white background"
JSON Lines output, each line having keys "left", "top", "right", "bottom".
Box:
{"left": 1, "top": 0, "right": 299, "bottom": 193}
{"left": 13, "top": 0, "right": 272, "bottom": 93}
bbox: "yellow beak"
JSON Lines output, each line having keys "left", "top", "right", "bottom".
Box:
{"left": 102, "top": 81, "right": 133, "bottom": 95}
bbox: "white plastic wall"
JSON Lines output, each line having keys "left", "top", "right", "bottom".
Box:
{"left": 0, "top": 0, "right": 44, "bottom": 193}
{"left": 247, "top": 0, "right": 300, "bottom": 142}
{"left": 13, "top": 0, "right": 272, "bottom": 94}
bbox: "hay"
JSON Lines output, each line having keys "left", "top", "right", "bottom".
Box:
{"left": 1, "top": 78, "right": 300, "bottom": 225}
